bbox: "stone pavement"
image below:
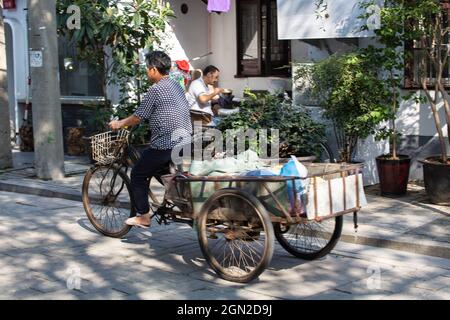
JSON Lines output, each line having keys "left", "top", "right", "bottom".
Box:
{"left": 1, "top": 150, "right": 449, "bottom": 259}
{"left": 0, "top": 191, "right": 449, "bottom": 300}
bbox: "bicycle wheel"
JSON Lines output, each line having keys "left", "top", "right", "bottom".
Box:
{"left": 274, "top": 216, "right": 343, "bottom": 260}
{"left": 197, "top": 189, "right": 274, "bottom": 283}
{"left": 82, "top": 165, "right": 135, "bottom": 238}
{"left": 318, "top": 143, "right": 336, "bottom": 163}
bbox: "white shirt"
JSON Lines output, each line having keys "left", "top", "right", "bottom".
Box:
{"left": 187, "top": 77, "right": 213, "bottom": 116}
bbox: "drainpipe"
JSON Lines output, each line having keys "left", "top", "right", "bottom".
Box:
{"left": 208, "top": 12, "right": 212, "bottom": 58}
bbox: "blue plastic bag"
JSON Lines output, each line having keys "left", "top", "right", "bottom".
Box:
{"left": 280, "top": 156, "right": 309, "bottom": 214}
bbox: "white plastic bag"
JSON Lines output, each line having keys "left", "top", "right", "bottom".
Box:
{"left": 306, "top": 173, "right": 367, "bottom": 219}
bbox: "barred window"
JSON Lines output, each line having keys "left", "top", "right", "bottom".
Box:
{"left": 236, "top": 0, "right": 290, "bottom": 77}
{"left": 404, "top": 0, "right": 450, "bottom": 88}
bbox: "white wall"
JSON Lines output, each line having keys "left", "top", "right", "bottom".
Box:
{"left": 167, "top": 0, "right": 210, "bottom": 70}
{"left": 3, "top": 0, "right": 29, "bottom": 134}
{"left": 398, "top": 94, "right": 448, "bottom": 138}
{"left": 3, "top": 0, "right": 28, "bottom": 101}
{"left": 277, "top": 0, "right": 377, "bottom": 40}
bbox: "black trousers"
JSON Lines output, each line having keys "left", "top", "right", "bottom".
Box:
{"left": 130, "top": 148, "right": 173, "bottom": 215}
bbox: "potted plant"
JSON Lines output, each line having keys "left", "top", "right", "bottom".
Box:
{"left": 374, "top": 74, "right": 412, "bottom": 196}
{"left": 355, "top": 46, "right": 412, "bottom": 196}
{"left": 295, "top": 51, "right": 391, "bottom": 164}
{"left": 363, "top": 0, "right": 450, "bottom": 204}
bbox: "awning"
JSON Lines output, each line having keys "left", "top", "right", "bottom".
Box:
{"left": 277, "top": 0, "right": 377, "bottom": 40}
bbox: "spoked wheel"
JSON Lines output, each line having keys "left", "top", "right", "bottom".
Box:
{"left": 197, "top": 189, "right": 274, "bottom": 283}
{"left": 82, "top": 165, "right": 135, "bottom": 238}
{"left": 274, "top": 216, "right": 343, "bottom": 260}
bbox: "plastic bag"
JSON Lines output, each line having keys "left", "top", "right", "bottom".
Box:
{"left": 188, "top": 150, "right": 267, "bottom": 176}
{"left": 280, "top": 156, "right": 309, "bottom": 215}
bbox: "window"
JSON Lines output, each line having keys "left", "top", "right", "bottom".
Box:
{"left": 404, "top": 1, "right": 450, "bottom": 88}
{"left": 236, "top": 0, "right": 290, "bottom": 77}
{"left": 58, "top": 36, "right": 103, "bottom": 97}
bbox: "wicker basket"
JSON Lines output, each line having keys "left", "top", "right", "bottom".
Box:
{"left": 90, "top": 130, "right": 129, "bottom": 165}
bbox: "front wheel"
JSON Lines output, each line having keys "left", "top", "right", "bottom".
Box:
{"left": 82, "top": 165, "right": 135, "bottom": 238}
{"left": 274, "top": 216, "right": 343, "bottom": 260}
{"left": 197, "top": 188, "right": 274, "bottom": 283}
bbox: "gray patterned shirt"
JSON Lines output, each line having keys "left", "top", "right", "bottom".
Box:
{"left": 134, "top": 77, "right": 192, "bottom": 150}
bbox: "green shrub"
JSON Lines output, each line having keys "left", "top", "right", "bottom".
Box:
{"left": 217, "top": 90, "right": 327, "bottom": 158}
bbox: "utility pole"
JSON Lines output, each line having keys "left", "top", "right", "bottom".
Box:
{"left": 0, "top": 5, "right": 13, "bottom": 170}
{"left": 27, "top": 0, "right": 64, "bottom": 180}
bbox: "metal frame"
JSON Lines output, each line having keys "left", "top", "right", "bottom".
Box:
{"left": 86, "top": 128, "right": 363, "bottom": 229}
{"left": 161, "top": 163, "right": 364, "bottom": 225}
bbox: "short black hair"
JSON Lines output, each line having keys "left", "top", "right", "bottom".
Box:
{"left": 145, "top": 51, "right": 171, "bottom": 75}
{"left": 203, "top": 65, "right": 220, "bottom": 76}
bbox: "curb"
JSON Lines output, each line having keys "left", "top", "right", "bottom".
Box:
{"left": 339, "top": 234, "right": 450, "bottom": 260}
{"left": 0, "top": 180, "right": 82, "bottom": 203}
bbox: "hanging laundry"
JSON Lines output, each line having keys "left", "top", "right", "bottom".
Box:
{"left": 207, "top": 0, "right": 231, "bottom": 13}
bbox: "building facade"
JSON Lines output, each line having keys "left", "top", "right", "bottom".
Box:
{"left": 4, "top": 0, "right": 448, "bottom": 184}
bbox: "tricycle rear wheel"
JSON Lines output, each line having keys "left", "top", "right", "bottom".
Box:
{"left": 197, "top": 188, "right": 274, "bottom": 283}
{"left": 274, "top": 216, "right": 343, "bottom": 260}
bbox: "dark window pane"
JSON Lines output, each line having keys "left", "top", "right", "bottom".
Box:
{"left": 236, "top": 0, "right": 289, "bottom": 77}
{"left": 58, "top": 36, "right": 103, "bottom": 96}
{"left": 268, "top": 0, "right": 289, "bottom": 75}
{"left": 239, "top": 0, "right": 261, "bottom": 76}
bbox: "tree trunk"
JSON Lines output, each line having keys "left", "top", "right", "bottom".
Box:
{"left": 437, "top": 84, "right": 450, "bottom": 146}
{"left": 421, "top": 81, "right": 447, "bottom": 163}
{"left": 28, "top": 0, "right": 65, "bottom": 180}
{"left": 391, "top": 72, "right": 398, "bottom": 160}
{"left": 0, "top": 7, "right": 13, "bottom": 169}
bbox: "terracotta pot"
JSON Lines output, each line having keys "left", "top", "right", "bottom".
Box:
{"left": 376, "top": 154, "right": 411, "bottom": 196}
{"left": 420, "top": 156, "right": 450, "bottom": 205}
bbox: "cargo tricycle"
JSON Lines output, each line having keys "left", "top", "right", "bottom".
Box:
{"left": 82, "top": 129, "right": 364, "bottom": 283}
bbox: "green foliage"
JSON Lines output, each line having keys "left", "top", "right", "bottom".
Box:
{"left": 85, "top": 104, "right": 113, "bottom": 134}
{"left": 57, "top": 0, "right": 174, "bottom": 143}
{"left": 360, "top": 0, "right": 450, "bottom": 162}
{"left": 217, "top": 90, "right": 327, "bottom": 158}
{"left": 295, "top": 50, "right": 391, "bottom": 162}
